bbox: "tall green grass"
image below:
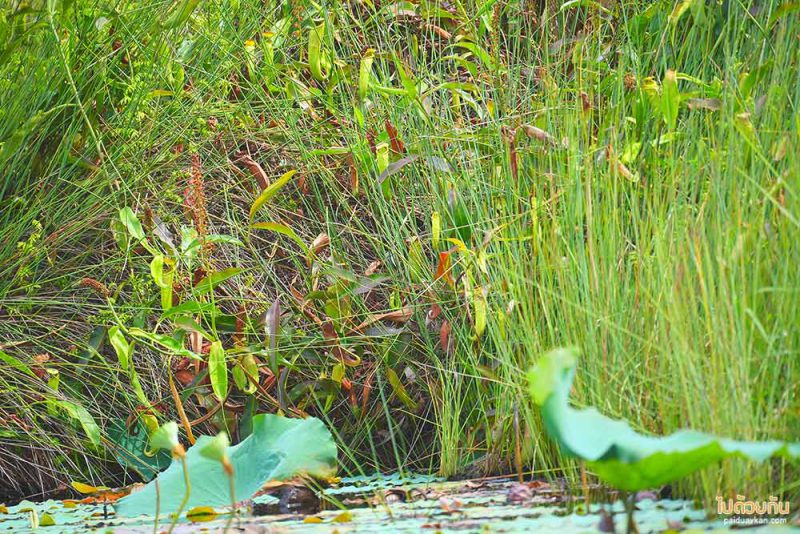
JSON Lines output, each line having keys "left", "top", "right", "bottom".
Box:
{"left": 1, "top": 0, "right": 797, "bottom": 505}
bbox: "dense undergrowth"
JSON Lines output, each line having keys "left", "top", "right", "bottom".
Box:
{"left": 1, "top": 0, "right": 798, "bottom": 507}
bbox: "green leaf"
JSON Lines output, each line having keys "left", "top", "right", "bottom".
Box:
{"left": 0, "top": 105, "right": 64, "bottom": 166}
{"left": 249, "top": 169, "right": 297, "bottom": 220}
{"left": 668, "top": 0, "right": 692, "bottom": 25}
{"left": 173, "top": 316, "right": 213, "bottom": 341}
{"left": 161, "top": 0, "right": 202, "bottom": 29}
{"left": 115, "top": 414, "right": 338, "bottom": 516}
{"left": 106, "top": 417, "right": 171, "bottom": 481}
{"left": 386, "top": 368, "right": 417, "bottom": 410}
{"left": 450, "top": 41, "right": 496, "bottom": 72}
{"left": 186, "top": 506, "right": 217, "bottom": 522}
{"left": 150, "top": 255, "right": 170, "bottom": 289}
{"left": 472, "top": 287, "right": 487, "bottom": 338}
{"left": 161, "top": 268, "right": 174, "bottom": 311}
{"left": 251, "top": 222, "right": 309, "bottom": 253}
{"left": 358, "top": 49, "right": 375, "bottom": 100}
{"left": 234, "top": 353, "right": 258, "bottom": 394}
{"left": 559, "top": 0, "right": 610, "bottom": 13}
{"left": 162, "top": 301, "right": 217, "bottom": 320}
{"left": 119, "top": 207, "right": 145, "bottom": 242}
{"left": 193, "top": 268, "right": 243, "bottom": 296}
{"left": 740, "top": 61, "right": 773, "bottom": 100}
{"left": 769, "top": 3, "right": 800, "bottom": 28}
{"left": 70, "top": 481, "right": 109, "bottom": 494}
{"left": 129, "top": 366, "right": 149, "bottom": 406}
{"left": 431, "top": 211, "right": 441, "bottom": 250}
{"left": 662, "top": 69, "right": 679, "bottom": 131}
{"left": 0, "top": 350, "right": 37, "bottom": 378}
{"left": 308, "top": 23, "right": 326, "bottom": 81}
{"left": 184, "top": 234, "right": 243, "bottom": 253}
{"left": 208, "top": 341, "right": 228, "bottom": 402}
{"left": 39, "top": 512, "right": 55, "bottom": 527}
{"left": 128, "top": 328, "right": 202, "bottom": 360}
{"left": 52, "top": 400, "right": 101, "bottom": 447}
{"left": 528, "top": 349, "right": 800, "bottom": 491}
{"left": 108, "top": 326, "right": 131, "bottom": 369}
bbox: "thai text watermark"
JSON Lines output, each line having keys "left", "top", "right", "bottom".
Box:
{"left": 716, "top": 495, "right": 790, "bottom": 526}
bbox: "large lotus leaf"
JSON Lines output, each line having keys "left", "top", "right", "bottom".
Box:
{"left": 115, "top": 414, "right": 337, "bottom": 516}
{"left": 528, "top": 348, "right": 800, "bottom": 491}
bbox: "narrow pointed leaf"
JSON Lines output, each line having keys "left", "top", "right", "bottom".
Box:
{"left": 251, "top": 222, "right": 309, "bottom": 253}
{"left": 262, "top": 297, "right": 281, "bottom": 374}
{"left": 249, "top": 169, "right": 297, "bottom": 220}
{"left": 208, "top": 341, "right": 228, "bottom": 402}
{"left": 119, "top": 207, "right": 145, "bottom": 242}
{"left": 377, "top": 155, "right": 419, "bottom": 185}
{"left": 108, "top": 326, "right": 131, "bottom": 369}
{"left": 194, "top": 268, "right": 243, "bottom": 296}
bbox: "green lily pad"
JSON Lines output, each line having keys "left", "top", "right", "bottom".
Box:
{"left": 115, "top": 414, "right": 337, "bottom": 516}
{"left": 107, "top": 418, "right": 172, "bottom": 481}
{"left": 528, "top": 348, "right": 800, "bottom": 491}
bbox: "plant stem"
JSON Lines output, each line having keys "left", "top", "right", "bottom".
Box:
{"left": 625, "top": 492, "right": 637, "bottom": 534}
{"left": 168, "top": 367, "right": 196, "bottom": 444}
{"left": 581, "top": 462, "right": 590, "bottom": 513}
{"left": 223, "top": 469, "right": 236, "bottom": 534}
{"left": 153, "top": 479, "right": 160, "bottom": 534}
{"left": 168, "top": 455, "right": 192, "bottom": 534}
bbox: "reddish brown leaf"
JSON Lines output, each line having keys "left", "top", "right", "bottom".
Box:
{"left": 235, "top": 153, "right": 269, "bottom": 190}
{"left": 347, "top": 154, "right": 358, "bottom": 193}
{"left": 175, "top": 369, "right": 196, "bottom": 386}
{"left": 322, "top": 321, "right": 360, "bottom": 366}
{"left": 361, "top": 370, "right": 374, "bottom": 414}
{"left": 439, "top": 320, "right": 451, "bottom": 354}
{"left": 76, "top": 488, "right": 132, "bottom": 504}
{"left": 506, "top": 483, "right": 533, "bottom": 504}
{"left": 580, "top": 91, "right": 591, "bottom": 113}
{"left": 348, "top": 306, "right": 414, "bottom": 334}
{"left": 521, "top": 124, "right": 557, "bottom": 146}
{"left": 385, "top": 120, "right": 405, "bottom": 154}
{"left": 509, "top": 139, "right": 518, "bottom": 181}
{"left": 435, "top": 251, "right": 454, "bottom": 285}
{"left": 425, "top": 23, "right": 452, "bottom": 39}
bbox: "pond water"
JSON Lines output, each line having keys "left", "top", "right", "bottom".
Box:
{"left": 1, "top": 475, "right": 795, "bottom": 532}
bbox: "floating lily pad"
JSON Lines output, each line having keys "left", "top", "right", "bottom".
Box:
{"left": 106, "top": 418, "right": 172, "bottom": 481}
{"left": 115, "top": 414, "right": 337, "bottom": 517}
{"left": 528, "top": 348, "right": 800, "bottom": 491}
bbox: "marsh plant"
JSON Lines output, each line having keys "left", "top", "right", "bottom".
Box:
{"left": 0, "top": 0, "right": 798, "bottom": 515}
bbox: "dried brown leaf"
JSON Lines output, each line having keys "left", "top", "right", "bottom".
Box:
{"left": 311, "top": 233, "right": 330, "bottom": 255}
{"left": 686, "top": 98, "right": 722, "bottom": 111}
{"left": 235, "top": 153, "right": 270, "bottom": 190}
{"left": 364, "top": 260, "right": 381, "bottom": 276}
